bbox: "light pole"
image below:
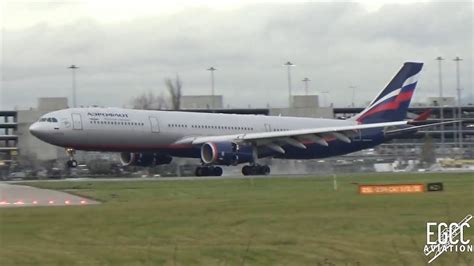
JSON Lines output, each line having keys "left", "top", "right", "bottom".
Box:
{"left": 68, "top": 65, "right": 79, "bottom": 108}
{"left": 302, "top": 77, "right": 310, "bottom": 95}
{"left": 284, "top": 61, "right": 295, "bottom": 108}
{"left": 321, "top": 90, "right": 329, "bottom": 107}
{"left": 207, "top": 66, "right": 216, "bottom": 108}
{"left": 435, "top": 56, "right": 445, "bottom": 151}
{"left": 349, "top": 86, "right": 357, "bottom": 107}
{"left": 453, "top": 56, "right": 463, "bottom": 150}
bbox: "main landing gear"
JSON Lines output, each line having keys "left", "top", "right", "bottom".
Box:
{"left": 195, "top": 166, "right": 223, "bottom": 177}
{"left": 65, "top": 148, "right": 78, "bottom": 168}
{"left": 242, "top": 165, "right": 270, "bottom": 176}
{"left": 194, "top": 164, "right": 271, "bottom": 177}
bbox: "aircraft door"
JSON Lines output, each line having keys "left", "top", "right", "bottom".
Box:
{"left": 71, "top": 113, "right": 83, "bottom": 130}
{"left": 264, "top": 123, "right": 272, "bottom": 132}
{"left": 149, "top": 116, "right": 160, "bottom": 133}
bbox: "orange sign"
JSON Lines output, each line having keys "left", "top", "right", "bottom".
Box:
{"left": 359, "top": 184, "right": 425, "bottom": 195}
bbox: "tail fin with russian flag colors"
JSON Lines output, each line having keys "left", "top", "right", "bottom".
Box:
{"left": 351, "top": 62, "right": 423, "bottom": 124}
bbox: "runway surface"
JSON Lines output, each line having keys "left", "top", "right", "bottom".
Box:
{"left": 0, "top": 182, "right": 99, "bottom": 208}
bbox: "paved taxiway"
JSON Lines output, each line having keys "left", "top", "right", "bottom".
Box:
{"left": 0, "top": 182, "right": 99, "bottom": 207}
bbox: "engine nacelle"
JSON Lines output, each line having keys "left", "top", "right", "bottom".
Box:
{"left": 120, "top": 152, "right": 172, "bottom": 167}
{"left": 200, "top": 142, "right": 255, "bottom": 166}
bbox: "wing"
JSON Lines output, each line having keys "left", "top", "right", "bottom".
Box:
{"left": 175, "top": 120, "right": 408, "bottom": 154}
{"left": 384, "top": 120, "right": 460, "bottom": 135}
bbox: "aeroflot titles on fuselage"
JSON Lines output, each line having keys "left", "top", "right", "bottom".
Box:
{"left": 87, "top": 112, "right": 129, "bottom": 118}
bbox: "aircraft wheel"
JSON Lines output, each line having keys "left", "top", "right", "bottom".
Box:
{"left": 195, "top": 167, "right": 208, "bottom": 176}
{"left": 212, "top": 167, "right": 223, "bottom": 176}
{"left": 242, "top": 165, "right": 251, "bottom": 176}
{"left": 195, "top": 167, "right": 202, "bottom": 176}
{"left": 262, "top": 165, "right": 270, "bottom": 175}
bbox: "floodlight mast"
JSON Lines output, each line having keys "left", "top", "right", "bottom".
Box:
{"left": 302, "top": 77, "right": 310, "bottom": 96}
{"left": 68, "top": 65, "right": 79, "bottom": 108}
{"left": 453, "top": 56, "right": 463, "bottom": 150}
{"left": 207, "top": 66, "right": 217, "bottom": 108}
{"left": 435, "top": 56, "right": 445, "bottom": 151}
{"left": 284, "top": 61, "right": 295, "bottom": 108}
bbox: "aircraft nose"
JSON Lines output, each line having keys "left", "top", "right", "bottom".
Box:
{"left": 29, "top": 122, "right": 43, "bottom": 138}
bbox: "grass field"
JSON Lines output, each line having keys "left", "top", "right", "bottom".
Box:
{"left": 0, "top": 172, "right": 473, "bottom": 265}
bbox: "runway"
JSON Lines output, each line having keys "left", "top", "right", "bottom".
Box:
{"left": 0, "top": 182, "right": 99, "bottom": 208}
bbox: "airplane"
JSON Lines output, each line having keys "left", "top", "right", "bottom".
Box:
{"left": 29, "top": 62, "right": 452, "bottom": 176}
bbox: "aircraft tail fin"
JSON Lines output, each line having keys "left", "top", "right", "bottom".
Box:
{"left": 352, "top": 62, "right": 423, "bottom": 124}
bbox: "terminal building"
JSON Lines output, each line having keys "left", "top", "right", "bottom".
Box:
{"left": 0, "top": 98, "right": 69, "bottom": 173}
{"left": 0, "top": 111, "right": 18, "bottom": 174}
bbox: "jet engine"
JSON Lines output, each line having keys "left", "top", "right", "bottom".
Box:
{"left": 120, "top": 152, "right": 172, "bottom": 167}
{"left": 200, "top": 142, "right": 255, "bottom": 165}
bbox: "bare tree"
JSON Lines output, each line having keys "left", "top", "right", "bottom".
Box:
{"left": 131, "top": 91, "right": 167, "bottom": 110}
{"left": 130, "top": 75, "right": 182, "bottom": 110}
{"left": 165, "top": 75, "right": 182, "bottom": 110}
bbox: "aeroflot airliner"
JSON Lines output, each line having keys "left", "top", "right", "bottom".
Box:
{"left": 29, "top": 62, "right": 447, "bottom": 176}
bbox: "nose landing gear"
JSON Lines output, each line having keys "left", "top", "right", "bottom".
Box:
{"left": 242, "top": 164, "right": 270, "bottom": 176}
{"left": 65, "top": 148, "right": 78, "bottom": 168}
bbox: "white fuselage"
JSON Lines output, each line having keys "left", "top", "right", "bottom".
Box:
{"left": 29, "top": 107, "right": 356, "bottom": 155}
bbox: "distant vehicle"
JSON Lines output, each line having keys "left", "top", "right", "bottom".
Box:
{"left": 8, "top": 172, "right": 26, "bottom": 179}
{"left": 76, "top": 164, "right": 90, "bottom": 176}
{"left": 29, "top": 62, "right": 455, "bottom": 177}
{"left": 48, "top": 168, "right": 62, "bottom": 179}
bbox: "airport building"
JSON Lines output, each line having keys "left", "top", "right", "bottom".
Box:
{"left": 1, "top": 98, "right": 69, "bottom": 170}
{"left": 181, "top": 95, "right": 224, "bottom": 109}
{"left": 269, "top": 95, "right": 333, "bottom": 118}
{"left": 334, "top": 105, "right": 474, "bottom": 159}
{"left": 0, "top": 111, "right": 18, "bottom": 174}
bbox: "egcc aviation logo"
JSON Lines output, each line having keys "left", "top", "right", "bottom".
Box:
{"left": 424, "top": 214, "right": 473, "bottom": 263}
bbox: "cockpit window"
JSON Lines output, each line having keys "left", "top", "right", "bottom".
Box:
{"left": 39, "top": 117, "right": 58, "bottom": 122}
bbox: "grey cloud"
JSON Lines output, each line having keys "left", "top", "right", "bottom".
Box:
{"left": 1, "top": 2, "right": 472, "bottom": 110}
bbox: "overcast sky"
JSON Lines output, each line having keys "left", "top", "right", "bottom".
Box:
{"left": 1, "top": 0, "right": 472, "bottom": 110}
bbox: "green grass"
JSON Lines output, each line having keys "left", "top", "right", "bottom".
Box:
{"left": 0, "top": 172, "right": 473, "bottom": 265}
